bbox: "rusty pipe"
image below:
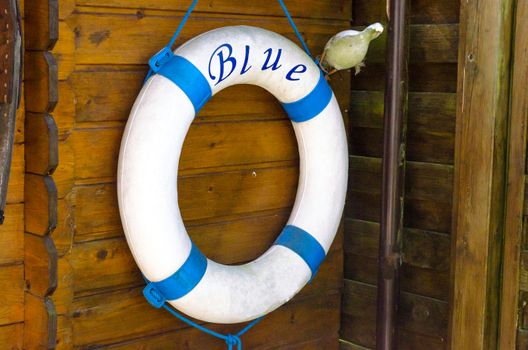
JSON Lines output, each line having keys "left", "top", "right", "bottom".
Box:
{"left": 376, "top": 0, "right": 409, "bottom": 348}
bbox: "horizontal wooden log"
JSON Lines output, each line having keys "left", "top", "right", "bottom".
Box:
{"left": 25, "top": 113, "right": 59, "bottom": 175}
{"left": 25, "top": 234, "right": 58, "bottom": 297}
{"left": 0, "top": 323, "right": 23, "bottom": 349}
{"left": 341, "top": 280, "right": 447, "bottom": 348}
{"left": 353, "top": 0, "right": 459, "bottom": 25}
{"left": 24, "top": 51, "right": 58, "bottom": 113}
{"left": 25, "top": 174, "right": 57, "bottom": 236}
{"left": 0, "top": 204, "right": 24, "bottom": 265}
{"left": 6, "top": 143, "right": 24, "bottom": 204}
{"left": 69, "top": 288, "right": 339, "bottom": 347}
{"left": 0, "top": 264, "right": 24, "bottom": 325}
{"left": 70, "top": 119, "right": 298, "bottom": 181}
{"left": 67, "top": 69, "right": 349, "bottom": 127}
{"left": 75, "top": 0, "right": 352, "bottom": 20}
{"left": 73, "top": 165, "right": 298, "bottom": 242}
{"left": 70, "top": 232, "right": 342, "bottom": 298}
{"left": 65, "top": 10, "right": 346, "bottom": 66}
{"left": 64, "top": 10, "right": 455, "bottom": 65}
{"left": 51, "top": 21, "right": 75, "bottom": 81}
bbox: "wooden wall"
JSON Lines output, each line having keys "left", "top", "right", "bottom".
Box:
{"left": 0, "top": 1, "right": 24, "bottom": 348}
{"left": 340, "top": 1, "right": 459, "bottom": 349}
{"left": 21, "top": 0, "right": 353, "bottom": 348}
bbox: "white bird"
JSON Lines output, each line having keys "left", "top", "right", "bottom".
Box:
{"left": 320, "top": 23, "right": 384, "bottom": 77}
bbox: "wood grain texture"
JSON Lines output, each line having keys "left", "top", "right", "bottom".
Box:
{"left": 25, "top": 234, "right": 58, "bottom": 297}
{"left": 0, "top": 203, "right": 23, "bottom": 265}
{"left": 0, "top": 323, "right": 23, "bottom": 350}
{"left": 24, "top": 174, "right": 57, "bottom": 236}
{"left": 449, "top": 0, "right": 513, "bottom": 348}
{"left": 24, "top": 0, "right": 58, "bottom": 50}
{"left": 23, "top": 294, "right": 57, "bottom": 350}
{"left": 25, "top": 113, "right": 59, "bottom": 175}
{"left": 498, "top": 1, "right": 528, "bottom": 347}
{"left": 24, "top": 51, "right": 58, "bottom": 113}
{"left": 0, "top": 264, "right": 24, "bottom": 325}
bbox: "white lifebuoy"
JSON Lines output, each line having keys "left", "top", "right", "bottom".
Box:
{"left": 118, "top": 26, "right": 348, "bottom": 324}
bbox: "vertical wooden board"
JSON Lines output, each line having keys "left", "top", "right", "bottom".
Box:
{"left": 0, "top": 204, "right": 24, "bottom": 264}
{"left": 52, "top": 198, "right": 74, "bottom": 257}
{"left": 51, "top": 21, "right": 75, "bottom": 81}
{"left": 56, "top": 314, "right": 72, "bottom": 350}
{"left": 0, "top": 323, "right": 23, "bottom": 350}
{"left": 54, "top": 81, "right": 75, "bottom": 140}
{"left": 499, "top": 0, "right": 528, "bottom": 347}
{"left": 450, "top": 0, "right": 513, "bottom": 348}
{"left": 0, "top": 264, "right": 24, "bottom": 325}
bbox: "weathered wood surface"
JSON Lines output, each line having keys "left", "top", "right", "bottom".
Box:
{"left": 340, "top": 0, "right": 458, "bottom": 348}
{"left": 449, "top": 0, "right": 513, "bottom": 348}
{"left": 39, "top": 1, "right": 353, "bottom": 349}
{"left": 499, "top": 0, "right": 528, "bottom": 348}
{"left": 23, "top": 0, "right": 61, "bottom": 348}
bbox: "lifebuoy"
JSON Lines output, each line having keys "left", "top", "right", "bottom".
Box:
{"left": 117, "top": 26, "right": 348, "bottom": 324}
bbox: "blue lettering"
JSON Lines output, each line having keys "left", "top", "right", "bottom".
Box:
{"left": 262, "top": 48, "right": 283, "bottom": 71}
{"left": 208, "top": 44, "right": 237, "bottom": 85}
{"left": 241, "top": 45, "right": 252, "bottom": 75}
{"left": 286, "top": 64, "right": 307, "bottom": 81}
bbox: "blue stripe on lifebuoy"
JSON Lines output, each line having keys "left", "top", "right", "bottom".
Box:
{"left": 274, "top": 225, "right": 326, "bottom": 277}
{"left": 281, "top": 71, "right": 333, "bottom": 123}
{"left": 158, "top": 55, "right": 212, "bottom": 113}
{"left": 144, "top": 243, "right": 207, "bottom": 306}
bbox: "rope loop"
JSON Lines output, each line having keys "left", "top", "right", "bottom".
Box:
{"left": 147, "top": 0, "right": 315, "bottom": 78}
{"left": 225, "top": 334, "right": 242, "bottom": 350}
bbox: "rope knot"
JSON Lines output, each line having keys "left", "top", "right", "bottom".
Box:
{"left": 225, "top": 334, "right": 241, "bottom": 350}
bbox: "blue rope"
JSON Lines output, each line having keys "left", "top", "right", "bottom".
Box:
{"left": 148, "top": 0, "right": 314, "bottom": 77}
{"left": 161, "top": 303, "right": 263, "bottom": 350}
{"left": 144, "top": 2, "right": 310, "bottom": 344}
{"left": 277, "top": 0, "right": 314, "bottom": 59}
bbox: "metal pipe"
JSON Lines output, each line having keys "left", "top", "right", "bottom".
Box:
{"left": 376, "top": 0, "right": 409, "bottom": 348}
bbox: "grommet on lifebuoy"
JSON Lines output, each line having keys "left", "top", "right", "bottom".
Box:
{"left": 117, "top": 25, "right": 348, "bottom": 324}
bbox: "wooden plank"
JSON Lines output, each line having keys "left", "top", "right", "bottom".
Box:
{"left": 24, "top": 174, "right": 57, "bottom": 236}
{"left": 24, "top": 51, "right": 58, "bottom": 113}
{"left": 54, "top": 81, "right": 75, "bottom": 140}
{"left": 344, "top": 253, "right": 449, "bottom": 302}
{"left": 0, "top": 264, "right": 24, "bottom": 325}
{"left": 51, "top": 21, "right": 75, "bottom": 81}
{"left": 24, "top": 0, "right": 58, "bottom": 50}
{"left": 76, "top": 0, "right": 352, "bottom": 20}
{"left": 352, "top": 63, "right": 458, "bottom": 93}
{"left": 52, "top": 198, "right": 74, "bottom": 257}
{"left": 498, "top": 0, "right": 528, "bottom": 347}
{"left": 353, "top": 0, "right": 459, "bottom": 25}
{"left": 70, "top": 234, "right": 341, "bottom": 298}
{"left": 0, "top": 204, "right": 24, "bottom": 265}
{"left": 341, "top": 280, "right": 447, "bottom": 348}
{"left": 23, "top": 294, "right": 57, "bottom": 350}
{"left": 350, "top": 92, "right": 456, "bottom": 164}
{"left": 25, "top": 234, "right": 58, "bottom": 297}
{"left": 64, "top": 10, "right": 455, "bottom": 65}
{"left": 73, "top": 165, "right": 298, "bottom": 241}
{"left": 70, "top": 121, "right": 297, "bottom": 181}
{"left": 25, "top": 113, "right": 58, "bottom": 175}
{"left": 6, "top": 144, "right": 24, "bottom": 204}
{"left": 364, "top": 24, "right": 458, "bottom": 64}
{"left": 70, "top": 289, "right": 339, "bottom": 348}
{"left": 0, "top": 323, "right": 23, "bottom": 350}
{"left": 449, "top": 0, "right": 514, "bottom": 347}
{"left": 344, "top": 219, "right": 449, "bottom": 271}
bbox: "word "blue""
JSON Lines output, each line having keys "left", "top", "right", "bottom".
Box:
{"left": 208, "top": 44, "right": 307, "bottom": 85}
